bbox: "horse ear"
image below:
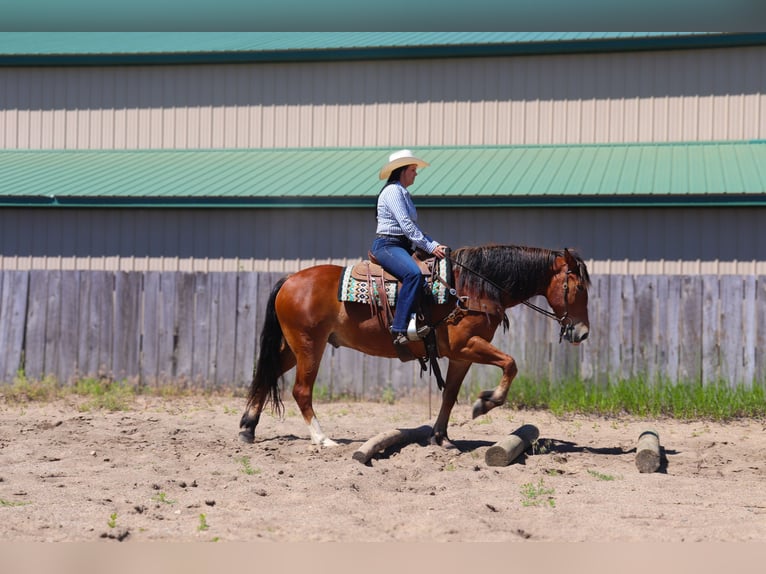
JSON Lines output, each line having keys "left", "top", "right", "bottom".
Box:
{"left": 563, "top": 248, "right": 578, "bottom": 272}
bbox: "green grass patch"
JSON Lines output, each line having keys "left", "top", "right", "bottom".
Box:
{"left": 520, "top": 478, "right": 556, "bottom": 508}
{"left": 506, "top": 376, "right": 766, "bottom": 421}
{"left": 587, "top": 469, "right": 618, "bottom": 481}
{"left": 1, "top": 499, "right": 30, "bottom": 507}
{"left": 1, "top": 371, "right": 244, "bottom": 411}
{"left": 237, "top": 456, "right": 260, "bottom": 475}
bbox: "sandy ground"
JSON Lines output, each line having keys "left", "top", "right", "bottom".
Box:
{"left": 1, "top": 393, "right": 765, "bottom": 543}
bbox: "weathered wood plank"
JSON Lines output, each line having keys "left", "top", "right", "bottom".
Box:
{"left": 607, "top": 275, "right": 623, "bottom": 381}
{"left": 678, "top": 276, "right": 702, "bottom": 383}
{"left": 191, "top": 272, "right": 211, "bottom": 386}
{"left": 24, "top": 270, "right": 49, "bottom": 380}
{"left": 174, "top": 273, "right": 195, "bottom": 382}
{"left": 205, "top": 272, "right": 221, "bottom": 386}
{"left": 719, "top": 276, "right": 743, "bottom": 388}
{"left": 619, "top": 275, "right": 635, "bottom": 382}
{"left": 741, "top": 275, "right": 756, "bottom": 388}
{"left": 113, "top": 272, "right": 142, "bottom": 383}
{"left": 43, "top": 271, "right": 62, "bottom": 381}
{"left": 659, "top": 276, "right": 681, "bottom": 385}
{"left": 214, "top": 272, "right": 239, "bottom": 387}
{"left": 0, "top": 271, "right": 29, "bottom": 383}
{"left": 580, "top": 275, "right": 607, "bottom": 385}
{"left": 140, "top": 272, "right": 161, "bottom": 387}
{"left": 754, "top": 276, "right": 766, "bottom": 386}
{"left": 233, "top": 272, "right": 258, "bottom": 387}
{"left": 156, "top": 273, "right": 178, "bottom": 386}
{"left": 635, "top": 276, "right": 657, "bottom": 384}
{"left": 57, "top": 271, "right": 81, "bottom": 386}
{"left": 701, "top": 275, "right": 721, "bottom": 386}
{"left": 77, "top": 271, "right": 113, "bottom": 379}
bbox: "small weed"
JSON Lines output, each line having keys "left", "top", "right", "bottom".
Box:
{"left": 198, "top": 513, "right": 209, "bottom": 531}
{"left": 0, "top": 499, "right": 30, "bottom": 507}
{"left": 520, "top": 478, "right": 556, "bottom": 508}
{"left": 381, "top": 386, "right": 395, "bottom": 405}
{"left": 587, "top": 469, "right": 617, "bottom": 481}
{"left": 107, "top": 512, "right": 118, "bottom": 528}
{"left": 152, "top": 492, "right": 175, "bottom": 505}
{"left": 74, "top": 378, "right": 135, "bottom": 411}
{"left": 444, "top": 462, "right": 457, "bottom": 471}
{"left": 238, "top": 456, "right": 259, "bottom": 475}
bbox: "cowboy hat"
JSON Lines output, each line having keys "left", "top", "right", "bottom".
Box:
{"left": 378, "top": 149, "right": 430, "bottom": 180}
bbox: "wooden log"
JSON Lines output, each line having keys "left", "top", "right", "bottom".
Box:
{"left": 635, "top": 429, "right": 662, "bottom": 473}
{"left": 352, "top": 425, "right": 432, "bottom": 464}
{"left": 485, "top": 424, "right": 540, "bottom": 467}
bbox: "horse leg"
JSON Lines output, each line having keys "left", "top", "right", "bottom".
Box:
{"left": 462, "top": 336, "right": 518, "bottom": 419}
{"left": 238, "top": 347, "right": 296, "bottom": 443}
{"left": 431, "top": 359, "right": 472, "bottom": 449}
{"left": 291, "top": 340, "right": 338, "bottom": 448}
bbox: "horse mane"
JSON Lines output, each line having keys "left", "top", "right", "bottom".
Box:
{"left": 451, "top": 244, "right": 590, "bottom": 302}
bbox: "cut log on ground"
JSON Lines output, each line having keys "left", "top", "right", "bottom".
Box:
{"left": 352, "top": 424, "right": 433, "bottom": 464}
{"left": 485, "top": 424, "right": 540, "bottom": 467}
{"left": 635, "top": 429, "right": 661, "bottom": 473}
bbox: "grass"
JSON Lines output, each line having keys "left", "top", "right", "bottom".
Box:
{"left": 237, "top": 456, "right": 259, "bottom": 475}
{"left": 506, "top": 376, "right": 766, "bottom": 421}
{"left": 198, "top": 514, "right": 209, "bottom": 532}
{"left": 1, "top": 370, "right": 244, "bottom": 412}
{"left": 2, "top": 370, "right": 764, "bottom": 422}
{"left": 107, "top": 512, "right": 118, "bottom": 528}
{"left": 151, "top": 492, "right": 175, "bottom": 505}
{"left": 520, "top": 478, "right": 556, "bottom": 508}
{"left": 0, "top": 499, "right": 30, "bottom": 507}
{"left": 587, "top": 469, "right": 618, "bottom": 481}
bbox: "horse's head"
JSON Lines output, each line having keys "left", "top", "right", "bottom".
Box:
{"left": 546, "top": 249, "right": 590, "bottom": 345}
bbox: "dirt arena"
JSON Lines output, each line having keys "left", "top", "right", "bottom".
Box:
{"left": 1, "top": 394, "right": 764, "bottom": 543}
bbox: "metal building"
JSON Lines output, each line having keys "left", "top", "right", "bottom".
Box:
{"left": 1, "top": 32, "right": 765, "bottom": 274}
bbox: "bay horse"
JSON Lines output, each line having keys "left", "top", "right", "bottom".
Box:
{"left": 239, "top": 244, "right": 590, "bottom": 448}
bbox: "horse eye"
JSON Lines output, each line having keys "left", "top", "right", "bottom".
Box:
{"left": 576, "top": 284, "right": 584, "bottom": 292}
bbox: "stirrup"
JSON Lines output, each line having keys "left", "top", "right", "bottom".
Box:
{"left": 392, "top": 332, "right": 409, "bottom": 346}
{"left": 406, "top": 314, "right": 431, "bottom": 341}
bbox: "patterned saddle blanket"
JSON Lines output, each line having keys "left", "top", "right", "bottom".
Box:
{"left": 337, "top": 257, "right": 452, "bottom": 307}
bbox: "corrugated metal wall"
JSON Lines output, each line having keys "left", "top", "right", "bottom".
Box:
{"left": 1, "top": 206, "right": 764, "bottom": 275}
{"left": 2, "top": 46, "right": 765, "bottom": 150}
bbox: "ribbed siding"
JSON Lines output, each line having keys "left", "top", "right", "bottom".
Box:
{"left": 2, "top": 46, "right": 766, "bottom": 150}
{"left": 2, "top": 206, "right": 764, "bottom": 274}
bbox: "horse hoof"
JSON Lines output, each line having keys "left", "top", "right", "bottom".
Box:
{"left": 238, "top": 430, "right": 255, "bottom": 444}
{"left": 321, "top": 438, "right": 339, "bottom": 447}
{"left": 471, "top": 399, "right": 486, "bottom": 419}
{"left": 429, "top": 434, "right": 459, "bottom": 450}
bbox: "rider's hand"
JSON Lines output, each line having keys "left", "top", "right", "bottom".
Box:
{"left": 432, "top": 244, "right": 448, "bottom": 259}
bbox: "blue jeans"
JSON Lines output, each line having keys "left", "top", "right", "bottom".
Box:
{"left": 371, "top": 235, "right": 425, "bottom": 333}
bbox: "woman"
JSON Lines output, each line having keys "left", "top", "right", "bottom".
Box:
{"left": 370, "top": 149, "right": 449, "bottom": 345}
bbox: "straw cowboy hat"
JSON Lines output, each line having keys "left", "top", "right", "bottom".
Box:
{"left": 378, "top": 149, "right": 430, "bottom": 180}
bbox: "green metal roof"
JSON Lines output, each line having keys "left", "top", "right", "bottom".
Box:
{"left": 1, "top": 142, "right": 765, "bottom": 208}
{"left": 0, "top": 32, "right": 762, "bottom": 66}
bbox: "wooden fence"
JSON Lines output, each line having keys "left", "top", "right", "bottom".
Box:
{"left": 1, "top": 271, "right": 764, "bottom": 398}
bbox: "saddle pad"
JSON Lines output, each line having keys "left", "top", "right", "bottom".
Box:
{"left": 337, "top": 257, "right": 451, "bottom": 307}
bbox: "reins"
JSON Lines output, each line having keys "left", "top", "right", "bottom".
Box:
{"left": 446, "top": 254, "right": 574, "bottom": 343}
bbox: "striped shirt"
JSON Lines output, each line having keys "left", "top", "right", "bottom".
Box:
{"left": 375, "top": 182, "right": 439, "bottom": 253}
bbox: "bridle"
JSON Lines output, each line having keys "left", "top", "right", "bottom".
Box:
{"left": 519, "top": 270, "right": 575, "bottom": 343}
{"left": 447, "top": 257, "right": 578, "bottom": 343}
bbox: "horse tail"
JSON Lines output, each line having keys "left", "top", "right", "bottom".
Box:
{"left": 247, "top": 275, "right": 290, "bottom": 417}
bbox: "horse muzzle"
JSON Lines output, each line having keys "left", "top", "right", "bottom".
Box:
{"left": 561, "top": 322, "right": 589, "bottom": 345}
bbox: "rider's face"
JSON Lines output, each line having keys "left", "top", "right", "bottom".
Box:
{"left": 400, "top": 165, "right": 418, "bottom": 187}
